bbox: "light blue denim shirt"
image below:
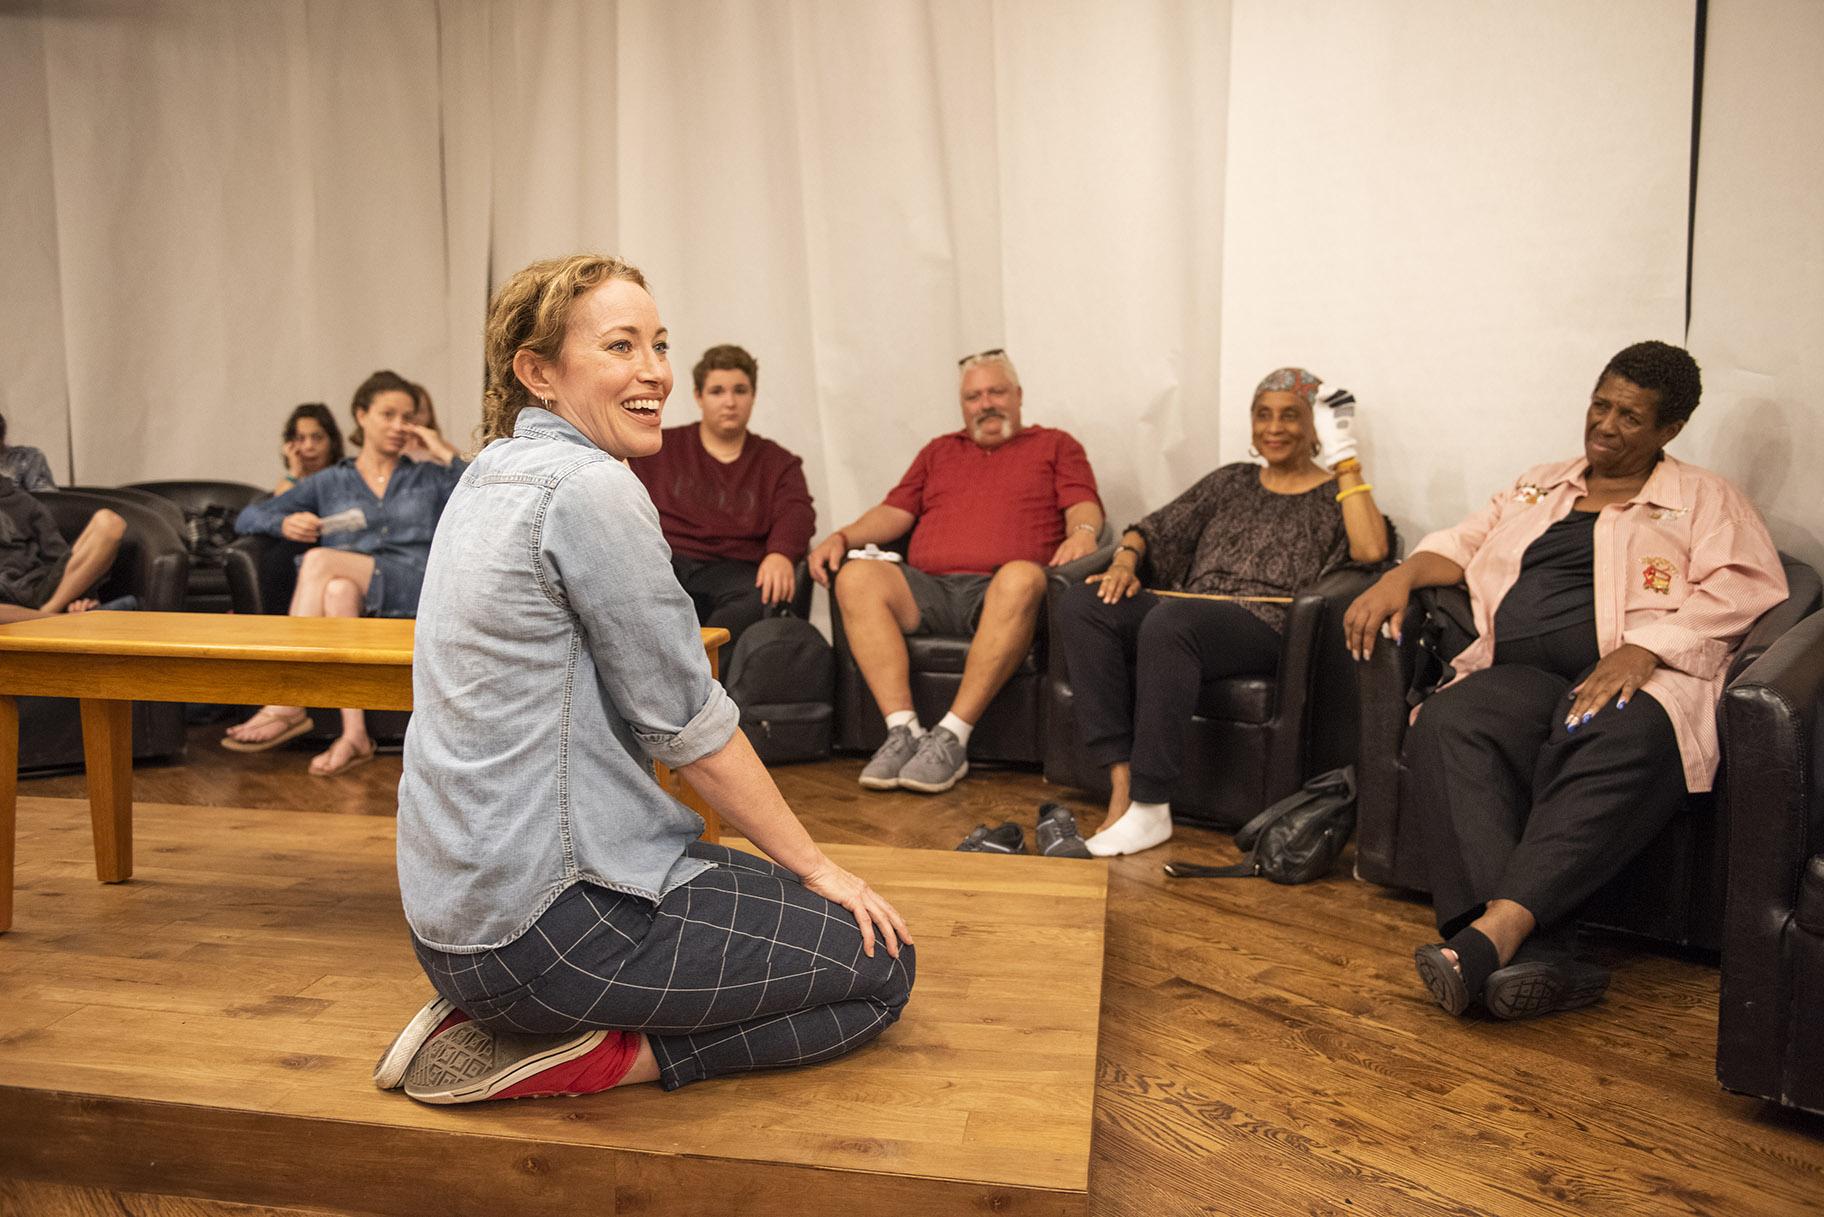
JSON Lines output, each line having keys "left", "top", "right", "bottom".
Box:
{"left": 396, "top": 408, "right": 738, "bottom": 952}
{"left": 235, "top": 456, "right": 467, "bottom": 617}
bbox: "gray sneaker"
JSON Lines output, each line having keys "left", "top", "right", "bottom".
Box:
{"left": 1034, "top": 803, "right": 1092, "bottom": 858}
{"left": 860, "top": 724, "right": 922, "bottom": 790}
{"left": 896, "top": 726, "right": 969, "bottom": 794}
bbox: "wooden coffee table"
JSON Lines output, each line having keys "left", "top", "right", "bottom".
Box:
{"left": 0, "top": 612, "right": 727, "bottom": 932}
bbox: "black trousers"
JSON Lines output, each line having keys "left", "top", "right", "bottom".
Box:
{"left": 414, "top": 843, "right": 915, "bottom": 1091}
{"left": 1406, "top": 661, "right": 1688, "bottom": 935}
{"left": 1055, "top": 582, "right": 1281, "bottom": 804}
{"left": 671, "top": 556, "right": 767, "bottom": 645}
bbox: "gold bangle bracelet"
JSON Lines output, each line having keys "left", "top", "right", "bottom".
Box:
{"left": 1335, "top": 483, "right": 1374, "bottom": 503}
{"left": 1331, "top": 458, "right": 1362, "bottom": 475}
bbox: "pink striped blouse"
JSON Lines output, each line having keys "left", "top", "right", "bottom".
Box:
{"left": 1412, "top": 454, "right": 1787, "bottom": 792}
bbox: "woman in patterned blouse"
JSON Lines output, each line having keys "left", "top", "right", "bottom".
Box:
{"left": 1055, "top": 367, "right": 1389, "bottom": 857}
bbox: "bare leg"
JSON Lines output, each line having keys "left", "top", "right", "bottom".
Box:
{"left": 1105, "top": 761, "right": 1131, "bottom": 822}
{"left": 308, "top": 573, "right": 377, "bottom": 775}
{"left": 948, "top": 561, "right": 1047, "bottom": 724}
{"left": 38, "top": 510, "right": 125, "bottom": 613}
{"left": 834, "top": 560, "right": 921, "bottom": 717}
{"left": 227, "top": 547, "right": 376, "bottom": 744}
{"left": 618, "top": 1036, "right": 660, "bottom": 1086}
{"left": 1442, "top": 898, "right": 1537, "bottom": 972}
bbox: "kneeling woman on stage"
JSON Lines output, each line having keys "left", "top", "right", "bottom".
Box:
{"left": 377, "top": 253, "right": 913, "bottom": 1104}
{"left": 1055, "top": 367, "right": 1389, "bottom": 856}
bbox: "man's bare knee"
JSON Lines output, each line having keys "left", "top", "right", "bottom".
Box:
{"left": 986, "top": 560, "right": 1048, "bottom": 610}
{"left": 835, "top": 558, "right": 900, "bottom": 607}
{"left": 87, "top": 509, "right": 126, "bottom": 544}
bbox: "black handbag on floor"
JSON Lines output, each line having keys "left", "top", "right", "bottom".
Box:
{"left": 1164, "top": 766, "right": 1357, "bottom": 884}
{"left": 722, "top": 613, "right": 834, "bottom": 765}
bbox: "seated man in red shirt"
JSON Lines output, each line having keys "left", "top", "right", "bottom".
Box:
{"left": 630, "top": 344, "right": 815, "bottom": 645}
{"left": 807, "top": 350, "right": 1103, "bottom": 793}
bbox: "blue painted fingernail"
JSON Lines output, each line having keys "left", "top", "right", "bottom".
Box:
{"left": 1616, "top": 697, "right": 1628, "bottom": 709}
{"left": 1565, "top": 720, "right": 1578, "bottom": 733}
{"left": 1580, "top": 711, "right": 1594, "bottom": 724}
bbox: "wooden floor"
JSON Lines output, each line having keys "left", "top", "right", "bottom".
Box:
{"left": 9, "top": 729, "right": 1824, "bottom": 1216}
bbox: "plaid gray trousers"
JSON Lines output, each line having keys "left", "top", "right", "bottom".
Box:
{"left": 412, "top": 842, "right": 916, "bottom": 1090}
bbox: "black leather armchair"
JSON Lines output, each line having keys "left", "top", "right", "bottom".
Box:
{"left": 1041, "top": 549, "right": 1389, "bottom": 827}
{"left": 1717, "top": 609, "right": 1824, "bottom": 1113}
{"left": 1353, "top": 554, "right": 1823, "bottom": 951}
{"left": 16, "top": 491, "right": 190, "bottom": 773}
{"left": 832, "top": 546, "right": 1107, "bottom": 765}
{"left": 126, "top": 480, "right": 269, "bottom": 613}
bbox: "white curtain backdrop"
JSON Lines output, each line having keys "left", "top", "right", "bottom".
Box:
{"left": 1219, "top": 0, "right": 1694, "bottom": 544}
{"left": 7, "top": 0, "right": 1766, "bottom": 566}
{"left": 1684, "top": 0, "right": 1824, "bottom": 575}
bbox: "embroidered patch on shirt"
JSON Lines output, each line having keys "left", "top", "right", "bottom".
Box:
{"left": 1647, "top": 506, "right": 1689, "bottom": 521}
{"left": 1641, "top": 556, "right": 1676, "bottom": 594}
{"left": 1513, "top": 482, "right": 1545, "bottom": 505}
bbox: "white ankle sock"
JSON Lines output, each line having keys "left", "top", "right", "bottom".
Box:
{"left": 936, "top": 711, "right": 974, "bottom": 747}
{"left": 885, "top": 709, "right": 923, "bottom": 735}
{"left": 1086, "top": 801, "right": 1173, "bottom": 857}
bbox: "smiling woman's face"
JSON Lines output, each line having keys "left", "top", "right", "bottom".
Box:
{"left": 1250, "top": 389, "right": 1313, "bottom": 468}
{"left": 529, "top": 279, "right": 673, "bottom": 460}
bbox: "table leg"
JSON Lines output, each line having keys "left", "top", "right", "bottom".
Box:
{"left": 79, "top": 698, "right": 133, "bottom": 883}
{"left": 1, "top": 695, "right": 17, "bottom": 932}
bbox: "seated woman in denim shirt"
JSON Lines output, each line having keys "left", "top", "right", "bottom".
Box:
{"left": 226, "top": 371, "right": 465, "bottom": 775}
{"left": 374, "top": 253, "right": 914, "bottom": 1106}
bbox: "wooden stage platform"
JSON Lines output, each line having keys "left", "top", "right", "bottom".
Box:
{"left": 0, "top": 796, "right": 1107, "bottom": 1216}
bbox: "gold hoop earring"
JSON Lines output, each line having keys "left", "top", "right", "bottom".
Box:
{"left": 1248, "top": 445, "right": 1262, "bottom": 459}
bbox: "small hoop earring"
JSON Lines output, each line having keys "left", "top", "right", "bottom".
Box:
{"left": 1312, "top": 440, "right": 1322, "bottom": 457}
{"left": 1248, "top": 445, "right": 1262, "bottom": 459}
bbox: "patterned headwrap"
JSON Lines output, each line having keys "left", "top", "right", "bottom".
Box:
{"left": 1252, "top": 366, "right": 1322, "bottom": 407}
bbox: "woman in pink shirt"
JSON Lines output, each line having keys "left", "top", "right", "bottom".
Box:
{"left": 1345, "top": 341, "right": 1786, "bottom": 1021}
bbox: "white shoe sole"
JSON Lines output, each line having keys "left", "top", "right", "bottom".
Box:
{"left": 897, "top": 761, "right": 968, "bottom": 794}
{"left": 858, "top": 772, "right": 902, "bottom": 790}
{"left": 372, "top": 995, "right": 455, "bottom": 1090}
{"left": 403, "top": 1023, "right": 608, "bottom": 1105}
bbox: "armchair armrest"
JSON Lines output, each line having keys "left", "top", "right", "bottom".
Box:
{"left": 1718, "top": 610, "right": 1824, "bottom": 1090}
{"left": 1727, "top": 555, "right": 1823, "bottom": 683}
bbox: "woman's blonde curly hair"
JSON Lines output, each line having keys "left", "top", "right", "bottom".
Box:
{"left": 479, "top": 254, "right": 651, "bottom": 445}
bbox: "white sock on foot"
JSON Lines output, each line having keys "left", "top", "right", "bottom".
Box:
{"left": 936, "top": 711, "right": 974, "bottom": 748}
{"left": 885, "top": 709, "right": 923, "bottom": 735}
{"left": 1086, "top": 801, "right": 1173, "bottom": 857}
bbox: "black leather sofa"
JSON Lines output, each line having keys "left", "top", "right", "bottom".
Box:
{"left": 1041, "top": 549, "right": 1389, "bottom": 827}
{"left": 1716, "top": 608, "right": 1824, "bottom": 1113}
{"left": 15, "top": 490, "right": 190, "bottom": 773}
{"left": 1353, "top": 554, "right": 1822, "bottom": 950}
{"left": 126, "top": 480, "right": 270, "bottom": 613}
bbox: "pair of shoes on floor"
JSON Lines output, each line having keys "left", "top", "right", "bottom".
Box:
{"left": 955, "top": 804, "right": 1092, "bottom": 858}
{"left": 1413, "top": 928, "right": 1609, "bottom": 1020}
{"left": 374, "top": 994, "right": 642, "bottom": 1104}
{"left": 859, "top": 724, "right": 969, "bottom": 794}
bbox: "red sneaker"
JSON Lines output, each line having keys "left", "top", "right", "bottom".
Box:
{"left": 402, "top": 1022, "right": 642, "bottom": 1105}
{"left": 372, "top": 996, "right": 469, "bottom": 1090}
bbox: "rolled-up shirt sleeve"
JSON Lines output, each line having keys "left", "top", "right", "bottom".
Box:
{"left": 1623, "top": 512, "right": 1788, "bottom": 679}
{"left": 235, "top": 476, "right": 323, "bottom": 536}
{"left": 539, "top": 461, "right": 740, "bottom": 768}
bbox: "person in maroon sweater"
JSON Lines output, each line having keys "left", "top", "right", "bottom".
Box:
{"left": 629, "top": 345, "right": 815, "bottom": 645}
{"left": 807, "top": 350, "right": 1103, "bottom": 794}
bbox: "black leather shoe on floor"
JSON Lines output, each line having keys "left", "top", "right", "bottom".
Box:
{"left": 956, "top": 822, "right": 1026, "bottom": 854}
{"left": 1034, "top": 803, "right": 1092, "bottom": 858}
{"left": 1484, "top": 955, "right": 1610, "bottom": 1020}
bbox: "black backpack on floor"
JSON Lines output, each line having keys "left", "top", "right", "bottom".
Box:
{"left": 722, "top": 615, "right": 834, "bottom": 765}
{"left": 1163, "top": 767, "right": 1357, "bottom": 885}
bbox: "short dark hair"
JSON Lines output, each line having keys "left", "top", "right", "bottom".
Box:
{"left": 0, "top": 411, "right": 8, "bottom": 451}
{"left": 692, "top": 344, "right": 758, "bottom": 395}
{"left": 348, "top": 369, "right": 417, "bottom": 447}
{"left": 282, "top": 402, "right": 345, "bottom": 468}
{"left": 1598, "top": 341, "right": 1702, "bottom": 428}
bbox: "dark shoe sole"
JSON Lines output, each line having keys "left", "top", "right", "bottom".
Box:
{"left": 373, "top": 995, "right": 455, "bottom": 1090}
{"left": 897, "top": 761, "right": 968, "bottom": 794}
{"left": 1484, "top": 960, "right": 1609, "bottom": 1020}
{"left": 1038, "top": 836, "right": 1092, "bottom": 858}
{"left": 1414, "top": 944, "right": 1471, "bottom": 1016}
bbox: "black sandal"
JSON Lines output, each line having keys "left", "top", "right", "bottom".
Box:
{"left": 1413, "top": 926, "right": 1501, "bottom": 1016}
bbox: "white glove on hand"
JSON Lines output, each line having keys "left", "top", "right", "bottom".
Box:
{"left": 1313, "top": 386, "right": 1359, "bottom": 470}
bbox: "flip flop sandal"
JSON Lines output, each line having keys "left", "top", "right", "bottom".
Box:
{"left": 1413, "top": 926, "right": 1501, "bottom": 1016}
{"left": 221, "top": 712, "right": 313, "bottom": 753}
{"left": 310, "top": 739, "right": 377, "bottom": 777}
{"left": 1484, "top": 956, "right": 1610, "bottom": 1020}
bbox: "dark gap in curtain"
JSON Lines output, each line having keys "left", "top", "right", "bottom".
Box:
{"left": 1684, "top": 0, "right": 1708, "bottom": 335}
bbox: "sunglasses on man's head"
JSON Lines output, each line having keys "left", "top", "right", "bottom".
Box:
{"left": 957, "top": 347, "right": 1006, "bottom": 367}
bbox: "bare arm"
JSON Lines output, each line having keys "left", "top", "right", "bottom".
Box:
{"left": 1049, "top": 499, "right": 1106, "bottom": 566}
{"left": 1341, "top": 550, "right": 1466, "bottom": 661}
{"left": 806, "top": 503, "right": 917, "bottom": 586}
{"left": 677, "top": 729, "right": 911, "bottom": 957}
{"left": 1333, "top": 464, "right": 1390, "bottom": 564}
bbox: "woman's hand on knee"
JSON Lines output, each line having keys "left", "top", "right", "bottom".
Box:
{"left": 799, "top": 857, "right": 912, "bottom": 959}
{"left": 1087, "top": 560, "right": 1141, "bottom": 604}
{"left": 281, "top": 512, "right": 322, "bottom": 544}
{"left": 1566, "top": 643, "right": 1659, "bottom": 730}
